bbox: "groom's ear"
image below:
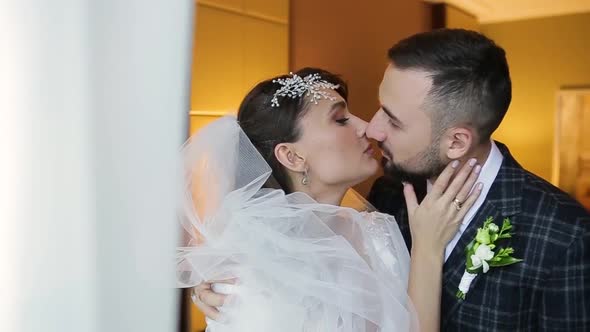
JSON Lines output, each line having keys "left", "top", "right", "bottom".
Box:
{"left": 444, "top": 127, "right": 473, "bottom": 160}
{"left": 274, "top": 143, "right": 306, "bottom": 172}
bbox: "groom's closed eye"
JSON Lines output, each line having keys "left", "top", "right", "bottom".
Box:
{"left": 381, "top": 106, "right": 403, "bottom": 129}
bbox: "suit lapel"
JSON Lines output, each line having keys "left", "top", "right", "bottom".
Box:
{"left": 441, "top": 141, "right": 524, "bottom": 327}
{"left": 441, "top": 200, "right": 509, "bottom": 325}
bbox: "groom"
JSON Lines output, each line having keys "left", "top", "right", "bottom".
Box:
{"left": 365, "top": 29, "right": 590, "bottom": 331}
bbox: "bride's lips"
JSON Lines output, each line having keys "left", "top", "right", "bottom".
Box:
{"left": 363, "top": 144, "right": 374, "bottom": 155}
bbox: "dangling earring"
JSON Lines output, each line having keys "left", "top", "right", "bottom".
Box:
{"left": 301, "top": 167, "right": 309, "bottom": 185}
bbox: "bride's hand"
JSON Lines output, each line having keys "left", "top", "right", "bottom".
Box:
{"left": 191, "top": 278, "right": 237, "bottom": 321}
{"left": 404, "top": 158, "right": 483, "bottom": 254}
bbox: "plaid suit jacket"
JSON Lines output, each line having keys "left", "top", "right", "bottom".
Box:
{"left": 394, "top": 142, "right": 590, "bottom": 331}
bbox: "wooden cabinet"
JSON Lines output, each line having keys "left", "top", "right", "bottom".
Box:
{"left": 554, "top": 89, "right": 590, "bottom": 210}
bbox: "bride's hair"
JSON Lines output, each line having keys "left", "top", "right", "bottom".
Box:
{"left": 237, "top": 67, "right": 348, "bottom": 193}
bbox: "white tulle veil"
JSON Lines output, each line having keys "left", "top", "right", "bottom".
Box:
{"left": 177, "top": 116, "right": 417, "bottom": 331}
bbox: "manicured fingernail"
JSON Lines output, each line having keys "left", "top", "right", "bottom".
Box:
{"left": 477, "top": 182, "right": 483, "bottom": 190}
{"left": 474, "top": 165, "right": 482, "bottom": 174}
{"left": 469, "top": 158, "right": 477, "bottom": 167}
{"left": 402, "top": 181, "right": 409, "bottom": 186}
{"left": 451, "top": 160, "right": 460, "bottom": 168}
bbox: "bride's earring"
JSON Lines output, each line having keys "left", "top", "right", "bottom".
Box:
{"left": 301, "top": 167, "right": 310, "bottom": 185}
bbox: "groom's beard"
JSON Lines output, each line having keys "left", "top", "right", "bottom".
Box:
{"left": 380, "top": 138, "right": 446, "bottom": 182}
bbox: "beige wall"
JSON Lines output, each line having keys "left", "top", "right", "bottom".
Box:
{"left": 445, "top": 5, "right": 479, "bottom": 31}
{"left": 482, "top": 13, "right": 590, "bottom": 181}
{"left": 290, "top": 0, "right": 434, "bottom": 196}
{"left": 190, "top": 0, "right": 289, "bottom": 133}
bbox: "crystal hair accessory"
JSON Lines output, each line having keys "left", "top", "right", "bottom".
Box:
{"left": 271, "top": 72, "right": 340, "bottom": 107}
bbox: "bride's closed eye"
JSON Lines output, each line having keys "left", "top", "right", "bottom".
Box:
{"left": 335, "top": 117, "right": 350, "bottom": 125}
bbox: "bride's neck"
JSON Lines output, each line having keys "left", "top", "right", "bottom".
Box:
{"left": 314, "top": 188, "right": 348, "bottom": 206}
{"left": 291, "top": 182, "right": 347, "bottom": 206}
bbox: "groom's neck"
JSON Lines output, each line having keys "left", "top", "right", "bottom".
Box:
{"left": 429, "top": 140, "right": 493, "bottom": 184}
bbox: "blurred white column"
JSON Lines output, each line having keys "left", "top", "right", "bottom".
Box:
{"left": 0, "top": 1, "right": 194, "bottom": 331}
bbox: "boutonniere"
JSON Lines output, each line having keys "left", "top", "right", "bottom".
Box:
{"left": 456, "top": 217, "right": 522, "bottom": 300}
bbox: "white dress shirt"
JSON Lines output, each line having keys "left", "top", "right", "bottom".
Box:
{"left": 426, "top": 141, "right": 504, "bottom": 262}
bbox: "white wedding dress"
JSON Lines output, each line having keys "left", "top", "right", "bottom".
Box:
{"left": 177, "top": 116, "right": 418, "bottom": 332}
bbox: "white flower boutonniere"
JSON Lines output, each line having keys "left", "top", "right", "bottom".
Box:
{"left": 456, "top": 217, "right": 522, "bottom": 300}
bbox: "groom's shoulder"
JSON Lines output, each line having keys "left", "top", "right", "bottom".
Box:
{"left": 507, "top": 168, "right": 590, "bottom": 275}
{"left": 520, "top": 169, "right": 585, "bottom": 212}
{"left": 495, "top": 141, "right": 588, "bottom": 223}
{"left": 516, "top": 167, "right": 589, "bottom": 233}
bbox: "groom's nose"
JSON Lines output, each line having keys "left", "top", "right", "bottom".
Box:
{"left": 366, "top": 113, "right": 386, "bottom": 142}
{"left": 354, "top": 117, "right": 369, "bottom": 138}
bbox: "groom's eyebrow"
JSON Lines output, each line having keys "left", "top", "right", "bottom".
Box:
{"left": 381, "top": 105, "right": 403, "bottom": 125}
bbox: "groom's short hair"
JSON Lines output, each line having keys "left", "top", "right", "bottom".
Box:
{"left": 388, "top": 29, "right": 511, "bottom": 143}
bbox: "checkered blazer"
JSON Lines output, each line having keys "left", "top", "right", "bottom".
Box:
{"left": 393, "top": 142, "right": 590, "bottom": 331}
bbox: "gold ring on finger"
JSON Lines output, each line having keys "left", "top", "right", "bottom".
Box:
{"left": 453, "top": 198, "right": 463, "bottom": 211}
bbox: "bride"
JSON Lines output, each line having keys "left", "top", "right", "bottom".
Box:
{"left": 178, "top": 68, "right": 482, "bottom": 331}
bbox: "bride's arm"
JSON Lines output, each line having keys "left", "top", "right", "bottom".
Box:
{"left": 404, "top": 159, "right": 482, "bottom": 332}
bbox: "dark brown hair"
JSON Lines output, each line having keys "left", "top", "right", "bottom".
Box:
{"left": 388, "top": 29, "right": 512, "bottom": 142}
